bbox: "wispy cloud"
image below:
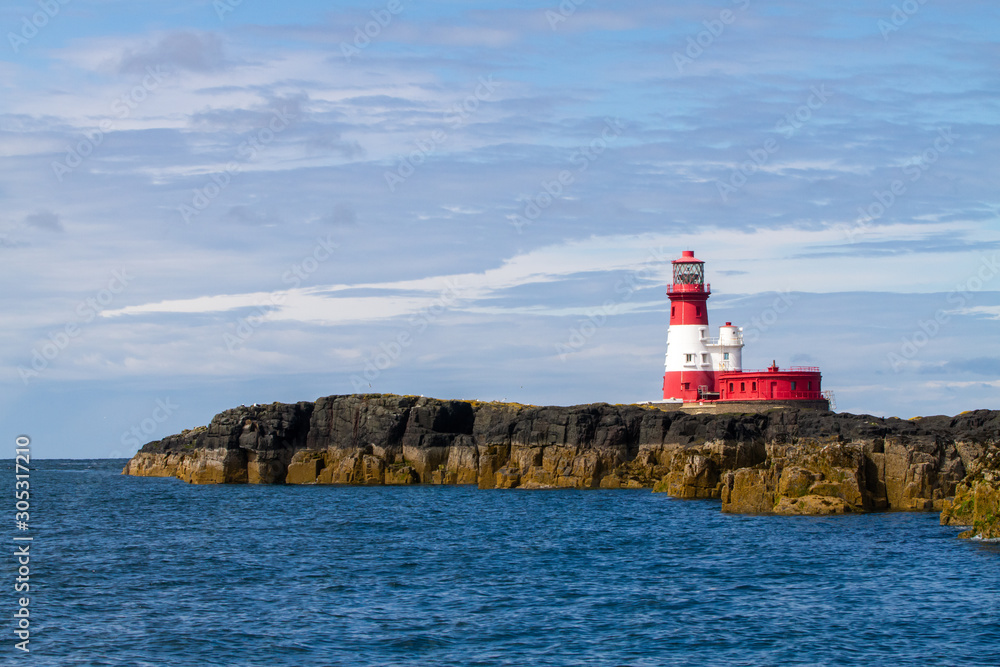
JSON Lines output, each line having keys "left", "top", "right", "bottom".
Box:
{"left": 23, "top": 210, "right": 64, "bottom": 233}
{"left": 116, "top": 31, "right": 228, "bottom": 75}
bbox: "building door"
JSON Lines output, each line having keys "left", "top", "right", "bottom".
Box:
{"left": 770, "top": 382, "right": 777, "bottom": 398}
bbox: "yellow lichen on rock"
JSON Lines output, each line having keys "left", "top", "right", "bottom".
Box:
{"left": 285, "top": 451, "right": 324, "bottom": 484}
{"left": 940, "top": 450, "right": 1000, "bottom": 539}
{"left": 773, "top": 495, "right": 851, "bottom": 515}
{"left": 721, "top": 468, "right": 778, "bottom": 514}
{"left": 385, "top": 465, "right": 418, "bottom": 485}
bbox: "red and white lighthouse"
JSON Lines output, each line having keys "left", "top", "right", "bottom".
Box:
{"left": 660, "top": 250, "right": 824, "bottom": 407}
{"left": 663, "top": 251, "right": 735, "bottom": 401}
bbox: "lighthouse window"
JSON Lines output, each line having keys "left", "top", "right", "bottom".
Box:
{"left": 729, "top": 382, "right": 734, "bottom": 392}
{"left": 791, "top": 381, "right": 797, "bottom": 391}
{"left": 808, "top": 381, "right": 812, "bottom": 390}
{"left": 752, "top": 382, "right": 757, "bottom": 391}
{"left": 723, "top": 353, "right": 730, "bottom": 360}
{"left": 696, "top": 307, "right": 701, "bottom": 316}
{"left": 685, "top": 354, "right": 694, "bottom": 362}
{"left": 701, "top": 353, "right": 708, "bottom": 363}
{"left": 740, "top": 382, "right": 745, "bottom": 392}
{"left": 671, "top": 306, "right": 675, "bottom": 316}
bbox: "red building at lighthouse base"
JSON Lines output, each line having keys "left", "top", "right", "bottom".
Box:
{"left": 717, "top": 364, "right": 823, "bottom": 402}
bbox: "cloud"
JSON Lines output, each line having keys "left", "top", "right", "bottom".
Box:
{"left": 956, "top": 306, "right": 1000, "bottom": 320}
{"left": 224, "top": 205, "right": 281, "bottom": 227}
{"left": 96, "top": 224, "right": 998, "bottom": 328}
{"left": 344, "top": 95, "right": 428, "bottom": 109}
{"left": 324, "top": 203, "right": 357, "bottom": 227}
{"left": 942, "top": 358, "right": 1000, "bottom": 376}
{"left": 793, "top": 234, "right": 1000, "bottom": 259}
{"left": 117, "top": 32, "right": 227, "bottom": 75}
{"left": 24, "top": 210, "right": 64, "bottom": 233}
{"left": 921, "top": 380, "right": 1000, "bottom": 390}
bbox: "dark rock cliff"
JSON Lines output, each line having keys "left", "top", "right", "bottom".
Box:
{"left": 123, "top": 394, "right": 1000, "bottom": 531}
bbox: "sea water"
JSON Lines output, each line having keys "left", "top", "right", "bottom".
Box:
{"left": 13, "top": 459, "right": 1000, "bottom": 666}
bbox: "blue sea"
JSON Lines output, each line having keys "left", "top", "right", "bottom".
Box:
{"left": 10, "top": 459, "right": 1000, "bottom": 666}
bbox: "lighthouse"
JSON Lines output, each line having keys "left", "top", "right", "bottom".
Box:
{"left": 660, "top": 250, "right": 824, "bottom": 408}
{"left": 662, "top": 251, "right": 740, "bottom": 401}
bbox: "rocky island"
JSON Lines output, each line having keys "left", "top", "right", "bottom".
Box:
{"left": 123, "top": 394, "right": 1000, "bottom": 538}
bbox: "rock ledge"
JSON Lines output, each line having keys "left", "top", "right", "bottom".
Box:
{"left": 123, "top": 394, "right": 1000, "bottom": 531}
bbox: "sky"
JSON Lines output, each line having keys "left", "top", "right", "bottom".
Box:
{"left": 2, "top": 0, "right": 999, "bottom": 458}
